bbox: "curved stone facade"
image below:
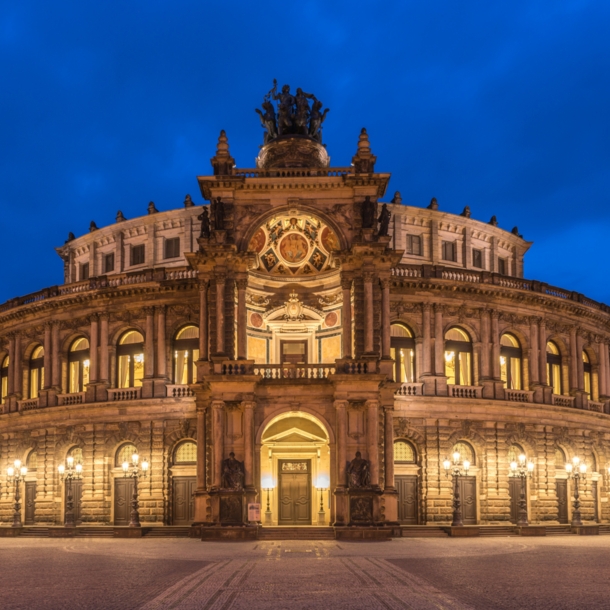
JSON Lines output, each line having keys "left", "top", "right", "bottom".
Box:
{"left": 1, "top": 120, "right": 609, "bottom": 530}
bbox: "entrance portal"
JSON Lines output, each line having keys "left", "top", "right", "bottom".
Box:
{"left": 259, "top": 411, "right": 331, "bottom": 526}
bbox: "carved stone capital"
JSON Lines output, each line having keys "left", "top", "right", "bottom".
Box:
{"left": 211, "top": 400, "right": 225, "bottom": 410}
{"left": 241, "top": 400, "right": 255, "bottom": 410}
{"left": 142, "top": 306, "right": 155, "bottom": 317}
{"left": 198, "top": 279, "right": 209, "bottom": 292}
{"left": 235, "top": 279, "right": 248, "bottom": 291}
{"left": 334, "top": 399, "right": 348, "bottom": 410}
{"left": 362, "top": 271, "right": 375, "bottom": 283}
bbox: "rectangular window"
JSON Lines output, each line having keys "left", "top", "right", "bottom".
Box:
{"left": 131, "top": 244, "right": 145, "bottom": 266}
{"left": 472, "top": 249, "right": 483, "bottom": 269}
{"left": 442, "top": 241, "right": 456, "bottom": 262}
{"left": 498, "top": 257, "right": 507, "bottom": 275}
{"left": 81, "top": 263, "right": 89, "bottom": 281}
{"left": 406, "top": 234, "right": 422, "bottom": 256}
{"left": 164, "top": 237, "right": 180, "bottom": 259}
{"left": 104, "top": 252, "right": 115, "bottom": 273}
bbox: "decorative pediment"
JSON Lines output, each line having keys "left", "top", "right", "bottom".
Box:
{"left": 263, "top": 426, "right": 327, "bottom": 444}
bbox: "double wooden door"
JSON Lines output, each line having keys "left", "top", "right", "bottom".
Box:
{"left": 458, "top": 476, "right": 477, "bottom": 525}
{"left": 114, "top": 478, "right": 134, "bottom": 525}
{"left": 25, "top": 481, "right": 36, "bottom": 525}
{"left": 66, "top": 480, "right": 83, "bottom": 524}
{"left": 509, "top": 477, "right": 524, "bottom": 524}
{"left": 396, "top": 475, "right": 419, "bottom": 524}
{"left": 278, "top": 460, "right": 311, "bottom": 525}
{"left": 556, "top": 479, "right": 569, "bottom": 524}
{"left": 172, "top": 477, "right": 196, "bottom": 525}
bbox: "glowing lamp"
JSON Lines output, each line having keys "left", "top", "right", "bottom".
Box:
{"left": 58, "top": 464, "right": 65, "bottom": 475}
{"left": 443, "top": 459, "right": 451, "bottom": 471}
{"left": 463, "top": 460, "right": 470, "bottom": 472}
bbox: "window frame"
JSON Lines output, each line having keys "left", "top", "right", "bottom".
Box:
{"left": 104, "top": 252, "right": 115, "bottom": 274}
{"left": 442, "top": 240, "right": 457, "bottom": 262}
{"left": 29, "top": 346, "right": 44, "bottom": 399}
{"left": 546, "top": 342, "right": 562, "bottom": 394}
{"left": 164, "top": 237, "right": 180, "bottom": 260}
{"left": 130, "top": 244, "right": 145, "bottom": 267}
{"left": 80, "top": 262, "right": 90, "bottom": 281}
{"left": 406, "top": 234, "right": 422, "bottom": 256}
{"left": 390, "top": 324, "right": 416, "bottom": 383}
{"left": 497, "top": 257, "right": 507, "bottom": 275}
{"left": 394, "top": 439, "right": 417, "bottom": 464}
{"left": 583, "top": 351, "right": 592, "bottom": 399}
{"left": 173, "top": 326, "right": 199, "bottom": 385}
{"left": 0, "top": 356, "right": 8, "bottom": 404}
{"left": 472, "top": 248, "right": 483, "bottom": 269}
{"left": 68, "top": 338, "right": 90, "bottom": 393}
{"left": 500, "top": 334, "right": 523, "bottom": 390}
{"left": 117, "top": 331, "right": 145, "bottom": 388}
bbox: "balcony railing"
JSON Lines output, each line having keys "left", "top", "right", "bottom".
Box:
{"left": 395, "top": 383, "right": 424, "bottom": 396}
{"left": 552, "top": 394, "right": 575, "bottom": 408}
{"left": 18, "top": 397, "right": 40, "bottom": 411}
{"left": 586, "top": 401, "right": 604, "bottom": 413}
{"left": 57, "top": 392, "right": 86, "bottom": 406}
{"left": 254, "top": 365, "right": 336, "bottom": 379}
{"left": 166, "top": 385, "right": 195, "bottom": 398}
{"left": 108, "top": 387, "right": 142, "bottom": 401}
{"left": 505, "top": 389, "right": 535, "bottom": 403}
{"left": 448, "top": 385, "right": 483, "bottom": 399}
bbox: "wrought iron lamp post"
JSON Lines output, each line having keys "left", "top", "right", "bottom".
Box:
{"left": 262, "top": 481, "right": 274, "bottom": 525}
{"left": 565, "top": 456, "right": 587, "bottom": 527}
{"left": 509, "top": 454, "right": 535, "bottom": 526}
{"left": 58, "top": 456, "right": 83, "bottom": 527}
{"left": 317, "top": 487, "right": 328, "bottom": 525}
{"left": 7, "top": 460, "right": 28, "bottom": 528}
{"left": 443, "top": 451, "right": 470, "bottom": 527}
{"left": 122, "top": 452, "right": 149, "bottom": 528}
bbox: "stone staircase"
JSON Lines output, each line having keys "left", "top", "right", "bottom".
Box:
{"left": 76, "top": 527, "right": 115, "bottom": 537}
{"left": 258, "top": 527, "right": 336, "bottom": 540}
{"left": 144, "top": 526, "right": 191, "bottom": 537}
{"left": 479, "top": 526, "right": 518, "bottom": 537}
{"left": 545, "top": 525, "right": 573, "bottom": 535}
{"left": 19, "top": 527, "right": 49, "bottom": 537}
{"left": 598, "top": 525, "right": 610, "bottom": 535}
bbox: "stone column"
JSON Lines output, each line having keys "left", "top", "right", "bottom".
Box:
{"left": 89, "top": 315, "right": 99, "bottom": 383}
{"left": 569, "top": 326, "right": 579, "bottom": 391}
{"left": 144, "top": 308, "right": 155, "bottom": 379}
{"left": 380, "top": 278, "right": 391, "bottom": 359}
{"left": 599, "top": 341, "right": 608, "bottom": 397}
{"left": 243, "top": 401, "right": 254, "bottom": 487}
{"left": 335, "top": 400, "right": 348, "bottom": 487}
{"left": 215, "top": 273, "right": 226, "bottom": 355}
{"left": 480, "top": 309, "right": 491, "bottom": 379}
{"left": 197, "top": 407, "right": 207, "bottom": 491}
{"left": 341, "top": 276, "right": 352, "bottom": 359}
{"left": 367, "top": 400, "right": 379, "bottom": 487}
{"left": 434, "top": 304, "right": 444, "bottom": 376}
{"left": 538, "top": 319, "right": 547, "bottom": 385}
{"left": 363, "top": 272, "right": 374, "bottom": 354}
{"left": 211, "top": 400, "right": 224, "bottom": 488}
{"left": 14, "top": 335, "right": 22, "bottom": 397}
{"left": 99, "top": 315, "right": 109, "bottom": 383}
{"left": 51, "top": 323, "right": 60, "bottom": 389}
{"left": 236, "top": 279, "right": 248, "bottom": 360}
{"left": 156, "top": 306, "right": 166, "bottom": 378}
{"left": 7, "top": 335, "right": 15, "bottom": 396}
{"left": 576, "top": 332, "right": 585, "bottom": 392}
{"left": 383, "top": 406, "right": 395, "bottom": 490}
{"left": 491, "top": 311, "right": 501, "bottom": 380}
{"left": 422, "top": 303, "right": 431, "bottom": 375}
{"left": 199, "top": 281, "right": 209, "bottom": 360}
{"left": 43, "top": 323, "right": 52, "bottom": 389}
{"left": 529, "top": 317, "right": 539, "bottom": 385}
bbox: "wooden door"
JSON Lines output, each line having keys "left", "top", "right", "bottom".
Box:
{"left": 278, "top": 460, "right": 311, "bottom": 525}
{"left": 592, "top": 480, "right": 599, "bottom": 522}
{"left": 458, "top": 476, "right": 477, "bottom": 525}
{"left": 114, "top": 478, "right": 134, "bottom": 526}
{"left": 24, "top": 481, "right": 36, "bottom": 525}
{"left": 556, "top": 479, "right": 569, "bottom": 524}
{"left": 509, "top": 477, "right": 523, "bottom": 524}
{"left": 173, "top": 476, "right": 196, "bottom": 525}
{"left": 396, "top": 475, "right": 418, "bottom": 524}
{"left": 67, "top": 480, "right": 83, "bottom": 524}
{"left": 280, "top": 341, "right": 307, "bottom": 365}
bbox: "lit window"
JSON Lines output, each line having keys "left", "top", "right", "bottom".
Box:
{"left": 115, "top": 443, "right": 138, "bottom": 467}
{"left": 546, "top": 341, "right": 562, "bottom": 395}
{"left": 69, "top": 337, "right": 90, "bottom": 393}
{"left": 390, "top": 324, "right": 415, "bottom": 383}
{"left": 583, "top": 351, "right": 592, "bottom": 399}
{"left": 117, "top": 331, "right": 144, "bottom": 388}
{"left": 394, "top": 441, "right": 416, "bottom": 463}
{"left": 29, "top": 345, "right": 44, "bottom": 399}
{"left": 174, "top": 441, "right": 197, "bottom": 464}
{"left": 444, "top": 328, "right": 472, "bottom": 386}
{"left": 500, "top": 334, "right": 522, "bottom": 390}
{"left": 0, "top": 355, "right": 8, "bottom": 404}
{"left": 174, "top": 326, "right": 199, "bottom": 384}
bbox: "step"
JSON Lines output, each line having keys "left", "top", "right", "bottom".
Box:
{"left": 76, "top": 527, "right": 115, "bottom": 537}
{"left": 397, "top": 527, "right": 448, "bottom": 538}
{"left": 258, "top": 527, "right": 336, "bottom": 540}
{"left": 545, "top": 526, "right": 574, "bottom": 535}
{"left": 144, "top": 527, "right": 192, "bottom": 537}
{"left": 20, "top": 527, "right": 49, "bottom": 537}
{"left": 479, "top": 526, "right": 518, "bottom": 537}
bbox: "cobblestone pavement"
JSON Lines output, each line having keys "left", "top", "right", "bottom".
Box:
{"left": 1, "top": 536, "right": 609, "bottom": 609}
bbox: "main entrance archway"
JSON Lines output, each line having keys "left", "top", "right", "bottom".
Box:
{"left": 259, "top": 411, "right": 331, "bottom": 526}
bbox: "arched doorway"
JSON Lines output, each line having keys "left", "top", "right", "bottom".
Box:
{"left": 259, "top": 411, "right": 331, "bottom": 526}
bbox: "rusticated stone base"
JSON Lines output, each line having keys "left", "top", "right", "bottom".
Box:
{"left": 201, "top": 526, "right": 258, "bottom": 541}
{"left": 572, "top": 525, "right": 599, "bottom": 535}
{"left": 114, "top": 527, "right": 147, "bottom": 538}
{"left": 48, "top": 527, "right": 77, "bottom": 537}
{"left": 334, "top": 527, "right": 391, "bottom": 541}
{"left": 443, "top": 526, "right": 480, "bottom": 537}
{"left": 0, "top": 527, "right": 22, "bottom": 537}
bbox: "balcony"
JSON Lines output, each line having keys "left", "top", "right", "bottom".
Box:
{"left": 448, "top": 385, "right": 483, "bottom": 399}
{"left": 395, "top": 383, "right": 424, "bottom": 396}
{"left": 166, "top": 385, "right": 195, "bottom": 398}
{"left": 108, "top": 387, "right": 142, "bottom": 401}
{"left": 253, "top": 364, "right": 336, "bottom": 380}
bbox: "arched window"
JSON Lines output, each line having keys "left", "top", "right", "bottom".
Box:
{"left": 0, "top": 355, "right": 8, "bottom": 404}
{"left": 452, "top": 441, "right": 475, "bottom": 465}
{"left": 117, "top": 331, "right": 144, "bottom": 389}
{"left": 115, "top": 443, "right": 138, "bottom": 467}
{"left": 29, "top": 346, "right": 44, "bottom": 399}
{"left": 394, "top": 440, "right": 416, "bottom": 463}
{"left": 173, "top": 326, "right": 199, "bottom": 385}
{"left": 26, "top": 450, "right": 38, "bottom": 471}
{"left": 69, "top": 337, "right": 90, "bottom": 393}
{"left": 445, "top": 328, "right": 472, "bottom": 386}
{"left": 555, "top": 447, "right": 566, "bottom": 469}
{"left": 546, "top": 341, "right": 562, "bottom": 395}
{"left": 174, "top": 440, "right": 197, "bottom": 464}
{"left": 583, "top": 351, "right": 592, "bottom": 399}
{"left": 500, "top": 334, "right": 522, "bottom": 390}
{"left": 390, "top": 324, "right": 415, "bottom": 383}
{"left": 508, "top": 444, "right": 525, "bottom": 464}
{"left": 68, "top": 447, "right": 83, "bottom": 464}
{"left": 590, "top": 452, "right": 598, "bottom": 473}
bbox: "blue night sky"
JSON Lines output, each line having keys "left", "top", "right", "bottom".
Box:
{"left": 1, "top": 1, "right": 609, "bottom": 304}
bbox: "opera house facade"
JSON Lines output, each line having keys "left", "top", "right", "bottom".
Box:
{"left": 1, "top": 87, "right": 609, "bottom": 538}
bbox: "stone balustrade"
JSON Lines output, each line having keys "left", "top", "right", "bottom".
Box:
{"left": 108, "top": 387, "right": 142, "bottom": 401}
{"left": 552, "top": 394, "right": 575, "bottom": 408}
{"left": 448, "top": 385, "right": 483, "bottom": 399}
{"left": 166, "top": 384, "right": 195, "bottom": 398}
{"left": 253, "top": 364, "right": 336, "bottom": 380}
{"left": 57, "top": 392, "right": 86, "bottom": 406}
{"left": 395, "top": 382, "right": 424, "bottom": 396}
{"left": 505, "top": 389, "right": 535, "bottom": 403}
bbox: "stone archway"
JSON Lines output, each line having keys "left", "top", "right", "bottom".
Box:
{"left": 258, "top": 411, "right": 331, "bottom": 526}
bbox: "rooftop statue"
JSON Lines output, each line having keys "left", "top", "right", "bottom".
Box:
{"left": 256, "top": 80, "right": 329, "bottom": 143}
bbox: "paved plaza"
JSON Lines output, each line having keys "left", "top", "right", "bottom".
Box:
{"left": 1, "top": 536, "right": 608, "bottom": 609}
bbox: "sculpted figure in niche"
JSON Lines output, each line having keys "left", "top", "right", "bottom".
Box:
{"left": 221, "top": 452, "right": 245, "bottom": 490}
{"left": 198, "top": 206, "right": 211, "bottom": 238}
{"left": 361, "top": 196, "right": 376, "bottom": 230}
{"left": 255, "top": 99, "right": 278, "bottom": 143}
{"left": 212, "top": 197, "right": 225, "bottom": 231}
{"left": 347, "top": 451, "right": 371, "bottom": 489}
{"left": 377, "top": 203, "right": 391, "bottom": 237}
